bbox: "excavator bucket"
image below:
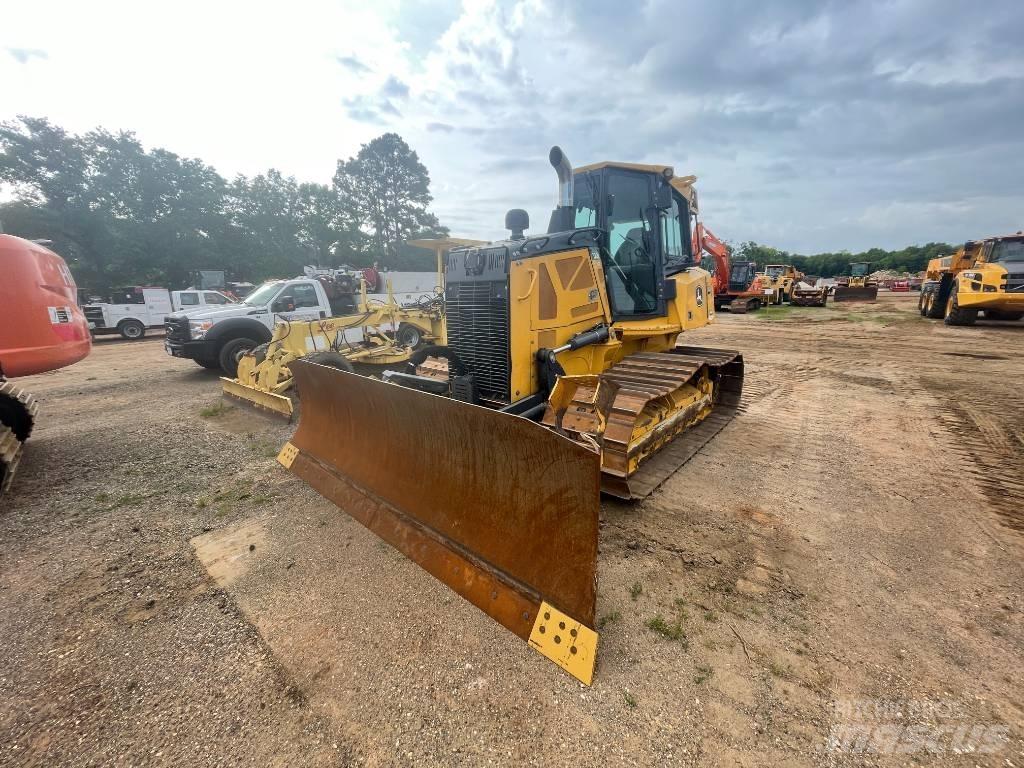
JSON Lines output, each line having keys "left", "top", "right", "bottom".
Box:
{"left": 833, "top": 285, "right": 878, "bottom": 302}
{"left": 277, "top": 359, "right": 603, "bottom": 684}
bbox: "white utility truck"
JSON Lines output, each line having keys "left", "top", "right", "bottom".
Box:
{"left": 83, "top": 287, "right": 236, "bottom": 339}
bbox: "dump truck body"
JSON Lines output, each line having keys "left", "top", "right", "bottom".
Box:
{"left": 918, "top": 234, "right": 1024, "bottom": 325}
{"left": 279, "top": 148, "right": 743, "bottom": 684}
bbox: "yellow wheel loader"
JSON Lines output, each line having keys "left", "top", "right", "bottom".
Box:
{"left": 277, "top": 147, "right": 744, "bottom": 684}
{"left": 221, "top": 244, "right": 480, "bottom": 418}
{"left": 757, "top": 264, "right": 803, "bottom": 305}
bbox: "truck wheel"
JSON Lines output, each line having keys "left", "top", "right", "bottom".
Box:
{"left": 396, "top": 323, "right": 424, "bottom": 348}
{"left": 218, "top": 337, "right": 258, "bottom": 377}
{"left": 193, "top": 358, "right": 220, "bottom": 370}
{"left": 917, "top": 288, "right": 928, "bottom": 315}
{"left": 118, "top": 319, "right": 146, "bottom": 340}
{"left": 944, "top": 291, "right": 977, "bottom": 326}
{"left": 306, "top": 351, "right": 355, "bottom": 373}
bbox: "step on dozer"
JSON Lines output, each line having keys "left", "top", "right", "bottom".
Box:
{"left": 278, "top": 147, "right": 744, "bottom": 684}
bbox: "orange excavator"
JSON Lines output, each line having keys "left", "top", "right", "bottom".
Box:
{"left": 0, "top": 234, "right": 92, "bottom": 492}
{"left": 694, "top": 223, "right": 765, "bottom": 313}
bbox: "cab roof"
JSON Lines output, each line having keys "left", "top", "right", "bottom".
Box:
{"left": 574, "top": 161, "right": 699, "bottom": 213}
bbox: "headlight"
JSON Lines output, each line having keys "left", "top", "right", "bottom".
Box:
{"left": 963, "top": 272, "right": 982, "bottom": 282}
{"left": 189, "top": 320, "right": 214, "bottom": 339}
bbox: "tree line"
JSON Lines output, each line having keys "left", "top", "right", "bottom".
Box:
{"left": 730, "top": 240, "right": 954, "bottom": 277}
{"left": 0, "top": 117, "right": 448, "bottom": 291}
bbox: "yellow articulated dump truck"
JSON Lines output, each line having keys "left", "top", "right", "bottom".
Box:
{"left": 919, "top": 233, "right": 1024, "bottom": 325}
{"left": 222, "top": 239, "right": 482, "bottom": 418}
{"left": 276, "top": 147, "right": 744, "bottom": 685}
{"left": 757, "top": 264, "right": 803, "bottom": 305}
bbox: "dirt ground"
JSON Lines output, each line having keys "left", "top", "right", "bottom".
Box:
{"left": 2, "top": 293, "right": 1022, "bottom": 767}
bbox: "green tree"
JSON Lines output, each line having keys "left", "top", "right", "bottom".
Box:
{"left": 334, "top": 133, "right": 448, "bottom": 267}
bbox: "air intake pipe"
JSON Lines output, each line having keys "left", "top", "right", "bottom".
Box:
{"left": 547, "top": 146, "right": 576, "bottom": 233}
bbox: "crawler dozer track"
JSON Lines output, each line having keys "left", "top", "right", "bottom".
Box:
{"left": 543, "top": 346, "right": 743, "bottom": 498}
{"left": 0, "top": 382, "right": 39, "bottom": 493}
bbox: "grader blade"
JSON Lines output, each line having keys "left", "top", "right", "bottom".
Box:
{"left": 278, "top": 359, "right": 603, "bottom": 684}
{"left": 221, "top": 377, "right": 295, "bottom": 419}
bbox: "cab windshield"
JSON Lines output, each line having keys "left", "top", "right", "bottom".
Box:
{"left": 242, "top": 282, "right": 284, "bottom": 306}
{"left": 765, "top": 266, "right": 785, "bottom": 278}
{"left": 851, "top": 263, "right": 869, "bottom": 277}
{"left": 991, "top": 240, "right": 1024, "bottom": 263}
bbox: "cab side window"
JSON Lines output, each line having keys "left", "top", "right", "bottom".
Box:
{"left": 179, "top": 292, "right": 199, "bottom": 306}
{"left": 291, "top": 283, "right": 319, "bottom": 308}
{"left": 203, "top": 292, "right": 228, "bottom": 305}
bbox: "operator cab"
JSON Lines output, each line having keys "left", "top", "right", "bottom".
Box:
{"left": 729, "top": 262, "right": 758, "bottom": 292}
{"left": 551, "top": 152, "right": 698, "bottom": 322}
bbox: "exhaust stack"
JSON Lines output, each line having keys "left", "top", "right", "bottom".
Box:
{"left": 547, "top": 146, "right": 575, "bottom": 233}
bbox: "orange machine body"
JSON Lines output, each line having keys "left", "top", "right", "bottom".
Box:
{"left": 0, "top": 234, "right": 92, "bottom": 377}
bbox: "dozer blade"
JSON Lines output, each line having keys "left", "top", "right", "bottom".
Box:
{"left": 278, "top": 359, "right": 603, "bottom": 684}
{"left": 221, "top": 377, "right": 294, "bottom": 420}
{"left": 833, "top": 286, "right": 878, "bottom": 302}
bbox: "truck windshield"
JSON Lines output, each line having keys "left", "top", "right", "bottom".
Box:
{"left": 242, "top": 282, "right": 284, "bottom": 306}
{"left": 991, "top": 240, "right": 1024, "bottom": 263}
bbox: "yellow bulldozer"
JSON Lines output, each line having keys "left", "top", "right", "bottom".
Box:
{"left": 222, "top": 239, "right": 481, "bottom": 417}
{"left": 276, "top": 147, "right": 744, "bottom": 684}
{"left": 833, "top": 261, "right": 879, "bottom": 302}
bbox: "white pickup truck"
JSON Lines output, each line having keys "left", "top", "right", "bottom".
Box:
{"left": 164, "top": 272, "right": 436, "bottom": 375}
{"left": 84, "top": 287, "right": 235, "bottom": 339}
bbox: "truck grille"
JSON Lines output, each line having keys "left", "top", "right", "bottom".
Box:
{"left": 165, "top": 317, "right": 190, "bottom": 343}
{"left": 446, "top": 281, "right": 510, "bottom": 403}
{"left": 83, "top": 306, "right": 105, "bottom": 326}
{"left": 1006, "top": 273, "right": 1024, "bottom": 291}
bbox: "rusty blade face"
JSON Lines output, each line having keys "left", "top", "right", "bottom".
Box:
{"left": 285, "top": 359, "right": 602, "bottom": 639}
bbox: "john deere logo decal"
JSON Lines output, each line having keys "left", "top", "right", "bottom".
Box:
{"left": 695, "top": 286, "right": 704, "bottom": 307}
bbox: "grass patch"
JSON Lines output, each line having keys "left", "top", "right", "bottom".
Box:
{"left": 94, "top": 491, "right": 110, "bottom": 503}
{"left": 630, "top": 582, "right": 643, "bottom": 601}
{"left": 598, "top": 611, "right": 622, "bottom": 629}
{"left": 703, "top": 610, "right": 718, "bottom": 623}
{"left": 200, "top": 401, "right": 232, "bottom": 419}
{"left": 623, "top": 692, "right": 637, "bottom": 709}
{"left": 768, "top": 660, "right": 791, "bottom": 679}
{"left": 694, "top": 664, "right": 714, "bottom": 685}
{"left": 646, "top": 614, "right": 687, "bottom": 646}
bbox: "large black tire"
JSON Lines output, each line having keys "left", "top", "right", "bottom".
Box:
{"left": 218, "top": 337, "right": 258, "bottom": 377}
{"left": 305, "top": 351, "right": 355, "bottom": 373}
{"left": 921, "top": 283, "right": 947, "bottom": 319}
{"left": 193, "top": 358, "right": 220, "bottom": 370}
{"left": 396, "top": 323, "right": 424, "bottom": 348}
{"left": 943, "top": 289, "right": 977, "bottom": 326}
{"left": 118, "top": 319, "right": 146, "bottom": 340}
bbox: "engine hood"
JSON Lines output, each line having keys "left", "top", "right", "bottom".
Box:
{"left": 166, "top": 304, "right": 266, "bottom": 322}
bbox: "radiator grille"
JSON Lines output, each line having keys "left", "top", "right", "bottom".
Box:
{"left": 446, "top": 281, "right": 510, "bottom": 403}
{"left": 1006, "top": 273, "right": 1024, "bottom": 291}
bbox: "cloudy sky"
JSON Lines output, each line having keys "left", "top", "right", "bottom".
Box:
{"left": 2, "top": 0, "right": 1022, "bottom": 252}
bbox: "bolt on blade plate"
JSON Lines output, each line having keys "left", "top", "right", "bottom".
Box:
{"left": 280, "top": 359, "right": 602, "bottom": 683}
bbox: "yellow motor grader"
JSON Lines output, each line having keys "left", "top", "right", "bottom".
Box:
{"left": 277, "top": 147, "right": 744, "bottom": 684}
{"left": 222, "top": 239, "right": 480, "bottom": 418}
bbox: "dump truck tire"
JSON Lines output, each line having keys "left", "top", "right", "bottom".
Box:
{"left": 305, "top": 351, "right": 354, "bottom": 373}
{"left": 944, "top": 291, "right": 977, "bottom": 326}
